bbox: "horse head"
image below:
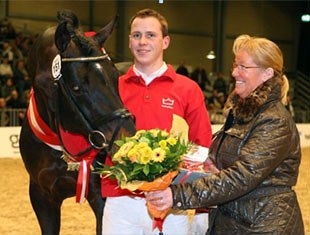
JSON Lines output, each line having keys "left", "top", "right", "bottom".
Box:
{"left": 28, "top": 9, "right": 136, "bottom": 157}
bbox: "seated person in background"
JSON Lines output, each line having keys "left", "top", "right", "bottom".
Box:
{"left": 0, "top": 97, "right": 9, "bottom": 126}
{"left": 191, "top": 66, "right": 210, "bottom": 91}
{"left": 0, "top": 18, "right": 16, "bottom": 40}
{"left": 207, "top": 89, "right": 226, "bottom": 111}
{"left": 1, "top": 77, "right": 16, "bottom": 100}
{"left": 13, "top": 59, "right": 31, "bottom": 97}
{"left": 0, "top": 55, "right": 13, "bottom": 84}
{"left": 213, "top": 72, "right": 227, "bottom": 96}
{"left": 1, "top": 40, "right": 15, "bottom": 64}
{"left": 6, "top": 89, "right": 24, "bottom": 108}
{"left": 176, "top": 60, "right": 189, "bottom": 77}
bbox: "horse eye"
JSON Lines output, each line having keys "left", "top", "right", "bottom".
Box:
{"left": 72, "top": 85, "right": 80, "bottom": 92}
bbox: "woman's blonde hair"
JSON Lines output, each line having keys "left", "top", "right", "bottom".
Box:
{"left": 233, "top": 34, "right": 289, "bottom": 104}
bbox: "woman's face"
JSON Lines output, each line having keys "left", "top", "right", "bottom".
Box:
{"left": 231, "top": 50, "right": 272, "bottom": 99}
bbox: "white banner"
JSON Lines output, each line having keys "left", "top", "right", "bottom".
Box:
{"left": 297, "top": 124, "right": 310, "bottom": 149}
{"left": 0, "top": 124, "right": 309, "bottom": 158}
{"left": 1, "top": 127, "right": 22, "bottom": 158}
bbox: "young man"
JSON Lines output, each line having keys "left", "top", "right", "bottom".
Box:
{"left": 102, "top": 8, "right": 212, "bottom": 235}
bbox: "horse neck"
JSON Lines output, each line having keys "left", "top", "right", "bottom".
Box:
{"left": 33, "top": 91, "right": 58, "bottom": 132}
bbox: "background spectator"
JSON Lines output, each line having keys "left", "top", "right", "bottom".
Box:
{"left": 6, "top": 89, "right": 24, "bottom": 108}
{"left": 19, "top": 89, "right": 31, "bottom": 107}
{"left": 208, "top": 90, "right": 226, "bottom": 111}
{"left": 1, "top": 78, "right": 16, "bottom": 100}
{"left": 0, "top": 97, "right": 9, "bottom": 126}
{"left": 176, "top": 60, "right": 189, "bottom": 77}
{"left": 13, "top": 59, "right": 31, "bottom": 96}
{"left": 0, "top": 18, "right": 16, "bottom": 40}
{"left": 191, "top": 66, "right": 210, "bottom": 91}
{"left": 0, "top": 55, "right": 13, "bottom": 84}
{"left": 1, "top": 40, "right": 15, "bottom": 65}
{"left": 213, "top": 72, "right": 227, "bottom": 96}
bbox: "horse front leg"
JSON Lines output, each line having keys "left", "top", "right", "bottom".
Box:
{"left": 87, "top": 174, "right": 106, "bottom": 235}
{"left": 29, "top": 181, "right": 62, "bottom": 235}
{"left": 88, "top": 197, "right": 105, "bottom": 235}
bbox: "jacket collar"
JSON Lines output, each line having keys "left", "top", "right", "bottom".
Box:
{"left": 224, "top": 76, "right": 282, "bottom": 123}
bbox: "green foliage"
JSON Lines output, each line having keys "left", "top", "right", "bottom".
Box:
{"left": 96, "top": 129, "right": 188, "bottom": 184}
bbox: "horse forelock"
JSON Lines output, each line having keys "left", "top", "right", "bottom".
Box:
{"left": 57, "top": 10, "right": 79, "bottom": 29}
{"left": 69, "top": 29, "right": 101, "bottom": 57}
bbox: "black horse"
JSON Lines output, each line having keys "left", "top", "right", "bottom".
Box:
{"left": 19, "top": 10, "right": 135, "bottom": 235}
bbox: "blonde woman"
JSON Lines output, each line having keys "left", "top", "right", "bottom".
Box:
{"left": 147, "top": 34, "right": 304, "bottom": 234}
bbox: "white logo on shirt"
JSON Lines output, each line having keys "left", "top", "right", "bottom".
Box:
{"left": 162, "top": 98, "right": 174, "bottom": 109}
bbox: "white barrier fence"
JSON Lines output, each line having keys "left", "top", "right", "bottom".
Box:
{"left": 1, "top": 124, "right": 310, "bottom": 158}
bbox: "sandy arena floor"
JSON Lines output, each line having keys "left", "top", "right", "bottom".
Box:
{"left": 0, "top": 148, "right": 309, "bottom": 235}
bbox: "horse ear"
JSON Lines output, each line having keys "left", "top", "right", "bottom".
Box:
{"left": 93, "top": 15, "right": 118, "bottom": 46}
{"left": 55, "top": 22, "right": 71, "bottom": 52}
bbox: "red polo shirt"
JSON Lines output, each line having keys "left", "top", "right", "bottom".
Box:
{"left": 101, "top": 64, "right": 212, "bottom": 197}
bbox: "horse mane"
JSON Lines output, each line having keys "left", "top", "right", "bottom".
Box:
{"left": 57, "top": 9, "right": 97, "bottom": 56}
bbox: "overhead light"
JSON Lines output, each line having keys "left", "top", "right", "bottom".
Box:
{"left": 301, "top": 14, "right": 310, "bottom": 22}
{"left": 206, "top": 50, "right": 216, "bottom": 60}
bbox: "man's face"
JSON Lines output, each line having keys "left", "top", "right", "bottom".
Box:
{"left": 129, "top": 16, "right": 170, "bottom": 71}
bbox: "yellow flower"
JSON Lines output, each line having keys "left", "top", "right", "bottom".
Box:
{"left": 138, "top": 151, "right": 152, "bottom": 164}
{"left": 166, "top": 137, "right": 177, "bottom": 146}
{"left": 159, "top": 140, "right": 167, "bottom": 149}
{"left": 139, "top": 137, "right": 150, "bottom": 145}
{"left": 128, "top": 148, "right": 140, "bottom": 163}
{"left": 136, "top": 142, "right": 148, "bottom": 149}
{"left": 140, "top": 146, "right": 153, "bottom": 158}
{"left": 161, "top": 130, "right": 169, "bottom": 137}
{"left": 149, "top": 129, "right": 160, "bottom": 137}
{"left": 132, "top": 130, "right": 146, "bottom": 139}
{"left": 152, "top": 147, "right": 166, "bottom": 162}
{"left": 118, "top": 141, "right": 135, "bottom": 155}
{"left": 112, "top": 151, "right": 124, "bottom": 163}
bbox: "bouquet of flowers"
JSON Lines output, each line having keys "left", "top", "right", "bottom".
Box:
{"left": 97, "top": 115, "right": 190, "bottom": 223}
{"left": 97, "top": 128, "right": 188, "bottom": 192}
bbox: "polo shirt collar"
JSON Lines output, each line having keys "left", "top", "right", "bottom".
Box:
{"left": 124, "top": 64, "right": 176, "bottom": 83}
{"left": 133, "top": 63, "right": 167, "bottom": 85}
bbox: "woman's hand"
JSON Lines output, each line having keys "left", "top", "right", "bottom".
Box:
{"left": 145, "top": 187, "right": 173, "bottom": 211}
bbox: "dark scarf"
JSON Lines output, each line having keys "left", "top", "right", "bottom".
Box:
{"left": 224, "top": 76, "right": 282, "bottom": 124}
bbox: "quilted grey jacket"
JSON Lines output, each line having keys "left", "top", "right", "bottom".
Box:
{"left": 171, "top": 77, "right": 304, "bottom": 234}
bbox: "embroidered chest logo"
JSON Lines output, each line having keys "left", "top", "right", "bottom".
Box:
{"left": 162, "top": 98, "right": 174, "bottom": 109}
